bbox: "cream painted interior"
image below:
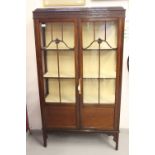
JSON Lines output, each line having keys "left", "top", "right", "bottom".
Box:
{"left": 44, "top": 22, "right": 76, "bottom": 103}
{"left": 100, "top": 51, "right": 116, "bottom": 78}
{"left": 82, "top": 21, "right": 117, "bottom": 78}
{"left": 46, "top": 51, "right": 58, "bottom": 77}
{"left": 45, "top": 50, "right": 75, "bottom": 77}
{"left": 100, "top": 79, "right": 115, "bottom": 103}
{"left": 83, "top": 50, "right": 116, "bottom": 78}
{"left": 44, "top": 22, "right": 75, "bottom": 77}
{"left": 83, "top": 79, "right": 98, "bottom": 103}
{"left": 60, "top": 79, "right": 75, "bottom": 102}
{"left": 45, "top": 23, "right": 74, "bottom": 49}
{"left": 83, "top": 51, "right": 99, "bottom": 78}
{"left": 82, "top": 21, "right": 117, "bottom": 104}
{"left": 83, "top": 79, "right": 115, "bottom": 104}
{"left": 82, "top": 21, "right": 117, "bottom": 49}
{"left": 46, "top": 79, "right": 60, "bottom": 102}
{"left": 44, "top": 22, "right": 117, "bottom": 104}
{"left": 46, "top": 79, "right": 75, "bottom": 103}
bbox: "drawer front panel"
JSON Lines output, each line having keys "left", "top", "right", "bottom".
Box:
{"left": 81, "top": 107, "right": 114, "bottom": 130}
{"left": 45, "top": 105, "right": 76, "bottom": 128}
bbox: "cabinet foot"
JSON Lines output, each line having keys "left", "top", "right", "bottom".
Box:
{"left": 43, "top": 139, "right": 47, "bottom": 147}
{"left": 113, "top": 133, "right": 119, "bottom": 150}
{"left": 43, "top": 130, "right": 47, "bottom": 147}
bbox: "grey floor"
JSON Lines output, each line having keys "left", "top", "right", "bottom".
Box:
{"left": 26, "top": 129, "right": 128, "bottom": 155}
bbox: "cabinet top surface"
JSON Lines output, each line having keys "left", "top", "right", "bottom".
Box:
{"left": 33, "top": 7, "right": 125, "bottom": 19}
{"left": 34, "top": 7, "right": 125, "bottom": 13}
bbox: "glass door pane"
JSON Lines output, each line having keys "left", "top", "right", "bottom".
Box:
{"left": 82, "top": 21, "right": 117, "bottom": 104}
{"left": 83, "top": 79, "right": 98, "bottom": 103}
{"left": 41, "top": 22, "right": 76, "bottom": 104}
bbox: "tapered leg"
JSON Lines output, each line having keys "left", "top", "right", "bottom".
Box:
{"left": 43, "top": 129, "right": 47, "bottom": 147}
{"left": 113, "top": 133, "right": 119, "bottom": 150}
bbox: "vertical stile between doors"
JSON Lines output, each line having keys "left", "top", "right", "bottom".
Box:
{"left": 74, "top": 19, "right": 81, "bottom": 129}
{"left": 78, "top": 18, "right": 83, "bottom": 129}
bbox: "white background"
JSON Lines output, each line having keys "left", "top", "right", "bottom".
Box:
{"left": 26, "top": 0, "right": 129, "bottom": 130}
{"left": 0, "top": 0, "right": 155, "bottom": 155}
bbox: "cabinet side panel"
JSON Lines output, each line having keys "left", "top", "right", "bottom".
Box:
{"left": 34, "top": 19, "right": 46, "bottom": 130}
{"left": 114, "top": 17, "right": 125, "bottom": 130}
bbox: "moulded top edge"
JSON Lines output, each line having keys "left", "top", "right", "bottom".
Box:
{"left": 33, "top": 7, "right": 125, "bottom": 13}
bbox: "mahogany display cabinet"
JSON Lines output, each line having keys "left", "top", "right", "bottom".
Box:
{"left": 33, "top": 7, "right": 125, "bottom": 150}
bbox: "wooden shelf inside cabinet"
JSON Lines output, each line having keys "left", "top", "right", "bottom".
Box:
{"left": 83, "top": 96, "right": 115, "bottom": 104}
{"left": 83, "top": 77, "right": 116, "bottom": 79}
{"left": 83, "top": 74, "right": 116, "bottom": 79}
{"left": 43, "top": 73, "right": 75, "bottom": 79}
{"left": 45, "top": 94, "right": 75, "bottom": 103}
{"left": 41, "top": 48, "right": 75, "bottom": 52}
{"left": 83, "top": 48, "right": 117, "bottom": 51}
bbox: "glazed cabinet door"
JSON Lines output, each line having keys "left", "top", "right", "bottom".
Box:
{"left": 38, "top": 20, "right": 79, "bottom": 129}
{"left": 79, "top": 19, "right": 119, "bottom": 130}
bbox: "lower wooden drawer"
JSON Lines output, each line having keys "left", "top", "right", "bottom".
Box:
{"left": 81, "top": 106, "right": 114, "bottom": 130}
{"left": 45, "top": 105, "right": 76, "bottom": 129}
